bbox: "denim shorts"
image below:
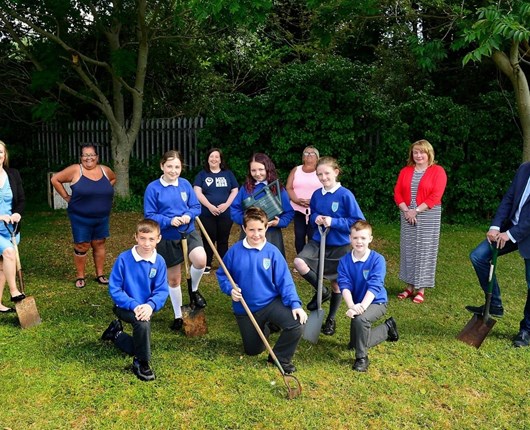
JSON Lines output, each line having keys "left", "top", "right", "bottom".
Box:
{"left": 68, "top": 212, "right": 110, "bottom": 243}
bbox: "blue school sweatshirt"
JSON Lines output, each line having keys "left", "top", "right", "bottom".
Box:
{"left": 337, "top": 249, "right": 388, "bottom": 304}
{"left": 309, "top": 185, "right": 365, "bottom": 246}
{"left": 217, "top": 240, "right": 302, "bottom": 315}
{"left": 109, "top": 247, "right": 169, "bottom": 311}
{"left": 144, "top": 177, "right": 201, "bottom": 240}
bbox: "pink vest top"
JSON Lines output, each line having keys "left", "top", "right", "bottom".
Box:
{"left": 290, "top": 165, "right": 322, "bottom": 213}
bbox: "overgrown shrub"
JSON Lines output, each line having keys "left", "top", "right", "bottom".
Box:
{"left": 199, "top": 57, "right": 521, "bottom": 223}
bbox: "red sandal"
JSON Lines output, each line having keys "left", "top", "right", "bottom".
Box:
{"left": 412, "top": 291, "right": 425, "bottom": 304}
{"left": 397, "top": 288, "right": 414, "bottom": 300}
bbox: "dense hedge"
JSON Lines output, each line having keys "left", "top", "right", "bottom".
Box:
{"left": 199, "top": 57, "right": 522, "bottom": 223}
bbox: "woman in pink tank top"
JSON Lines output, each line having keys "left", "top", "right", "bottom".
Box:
{"left": 286, "top": 146, "right": 321, "bottom": 255}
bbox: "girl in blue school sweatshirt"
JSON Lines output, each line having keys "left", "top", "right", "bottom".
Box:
{"left": 230, "top": 153, "right": 294, "bottom": 257}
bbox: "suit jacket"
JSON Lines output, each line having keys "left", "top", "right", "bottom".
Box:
{"left": 492, "top": 162, "right": 530, "bottom": 258}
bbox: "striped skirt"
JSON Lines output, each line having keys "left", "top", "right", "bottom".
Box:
{"left": 398, "top": 205, "right": 442, "bottom": 289}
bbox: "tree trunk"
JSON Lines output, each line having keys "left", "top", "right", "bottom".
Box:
{"left": 492, "top": 45, "right": 530, "bottom": 162}
{"left": 111, "top": 129, "right": 134, "bottom": 198}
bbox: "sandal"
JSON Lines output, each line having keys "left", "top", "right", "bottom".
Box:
{"left": 397, "top": 288, "right": 414, "bottom": 300}
{"left": 75, "top": 278, "right": 86, "bottom": 289}
{"left": 412, "top": 291, "right": 425, "bottom": 304}
{"left": 95, "top": 275, "right": 109, "bottom": 285}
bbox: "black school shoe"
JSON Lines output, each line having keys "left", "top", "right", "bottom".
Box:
{"left": 132, "top": 357, "right": 156, "bottom": 381}
{"left": 385, "top": 317, "right": 399, "bottom": 342}
{"left": 306, "top": 287, "right": 331, "bottom": 311}
{"left": 101, "top": 319, "right": 123, "bottom": 341}
{"left": 465, "top": 304, "right": 504, "bottom": 318}
{"left": 353, "top": 356, "right": 369, "bottom": 372}
{"left": 267, "top": 355, "right": 296, "bottom": 374}
{"left": 191, "top": 291, "right": 207, "bottom": 308}
{"left": 170, "top": 318, "right": 183, "bottom": 331}
{"left": 321, "top": 318, "right": 336, "bottom": 336}
{"left": 513, "top": 330, "right": 530, "bottom": 348}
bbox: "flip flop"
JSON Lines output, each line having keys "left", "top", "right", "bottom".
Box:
{"left": 75, "top": 278, "right": 86, "bottom": 288}
{"left": 95, "top": 275, "right": 109, "bottom": 285}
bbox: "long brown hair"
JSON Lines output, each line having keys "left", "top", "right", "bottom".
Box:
{"left": 244, "top": 153, "right": 282, "bottom": 193}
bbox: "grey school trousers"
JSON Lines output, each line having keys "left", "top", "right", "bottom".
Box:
{"left": 348, "top": 303, "right": 388, "bottom": 359}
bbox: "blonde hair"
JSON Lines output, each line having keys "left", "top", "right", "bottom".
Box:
{"left": 407, "top": 139, "right": 436, "bottom": 166}
{"left": 0, "top": 141, "right": 10, "bottom": 167}
{"left": 317, "top": 156, "right": 341, "bottom": 175}
{"left": 303, "top": 146, "right": 320, "bottom": 158}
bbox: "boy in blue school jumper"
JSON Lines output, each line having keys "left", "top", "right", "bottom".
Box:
{"left": 101, "top": 219, "right": 169, "bottom": 381}
{"left": 337, "top": 220, "right": 399, "bottom": 372}
{"left": 217, "top": 207, "right": 308, "bottom": 374}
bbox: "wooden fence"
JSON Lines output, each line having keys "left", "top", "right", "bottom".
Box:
{"left": 36, "top": 117, "right": 204, "bottom": 169}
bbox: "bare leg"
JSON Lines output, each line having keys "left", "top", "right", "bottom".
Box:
{"left": 91, "top": 238, "right": 107, "bottom": 280}
{"left": 293, "top": 257, "right": 310, "bottom": 275}
{"left": 3, "top": 248, "right": 21, "bottom": 297}
{"left": 74, "top": 242, "right": 90, "bottom": 287}
{"left": 0, "top": 259, "right": 9, "bottom": 311}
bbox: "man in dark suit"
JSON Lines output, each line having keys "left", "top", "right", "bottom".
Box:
{"left": 466, "top": 162, "right": 530, "bottom": 347}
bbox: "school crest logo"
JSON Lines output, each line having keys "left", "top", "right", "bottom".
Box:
{"left": 263, "top": 258, "right": 271, "bottom": 270}
{"left": 363, "top": 269, "right": 369, "bottom": 280}
{"left": 149, "top": 268, "right": 157, "bottom": 278}
{"left": 181, "top": 192, "right": 188, "bottom": 202}
{"left": 205, "top": 177, "right": 214, "bottom": 187}
{"left": 331, "top": 201, "right": 339, "bottom": 212}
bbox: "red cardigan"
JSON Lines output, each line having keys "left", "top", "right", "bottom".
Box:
{"left": 394, "top": 164, "right": 447, "bottom": 208}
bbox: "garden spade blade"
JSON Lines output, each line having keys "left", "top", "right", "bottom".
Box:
{"left": 456, "top": 312, "right": 496, "bottom": 348}
{"left": 5, "top": 222, "right": 42, "bottom": 329}
{"left": 457, "top": 246, "right": 498, "bottom": 348}
{"left": 302, "top": 226, "right": 328, "bottom": 344}
{"left": 180, "top": 232, "right": 207, "bottom": 337}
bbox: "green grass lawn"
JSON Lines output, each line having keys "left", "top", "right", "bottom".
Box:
{"left": 1, "top": 210, "right": 529, "bottom": 429}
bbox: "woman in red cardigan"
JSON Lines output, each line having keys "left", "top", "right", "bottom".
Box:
{"left": 393, "top": 139, "right": 447, "bottom": 304}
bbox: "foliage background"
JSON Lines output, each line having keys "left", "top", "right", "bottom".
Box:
{"left": 0, "top": 0, "right": 527, "bottom": 221}
{"left": 198, "top": 57, "right": 521, "bottom": 223}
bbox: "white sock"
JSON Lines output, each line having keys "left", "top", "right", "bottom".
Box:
{"left": 169, "top": 285, "right": 182, "bottom": 318}
{"left": 190, "top": 265, "right": 205, "bottom": 292}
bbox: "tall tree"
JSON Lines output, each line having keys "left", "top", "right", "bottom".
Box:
{"left": 0, "top": 0, "right": 274, "bottom": 196}
{"left": 457, "top": 1, "right": 530, "bottom": 161}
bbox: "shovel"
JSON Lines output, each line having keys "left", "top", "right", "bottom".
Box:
{"left": 180, "top": 230, "right": 208, "bottom": 337}
{"left": 457, "top": 245, "right": 498, "bottom": 348}
{"left": 4, "top": 222, "right": 42, "bottom": 329}
{"left": 196, "top": 216, "right": 302, "bottom": 399}
{"left": 302, "top": 226, "right": 329, "bottom": 344}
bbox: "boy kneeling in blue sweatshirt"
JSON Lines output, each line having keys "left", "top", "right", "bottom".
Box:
{"left": 217, "top": 207, "right": 307, "bottom": 374}
{"left": 101, "top": 219, "right": 169, "bottom": 381}
{"left": 338, "top": 220, "right": 399, "bottom": 372}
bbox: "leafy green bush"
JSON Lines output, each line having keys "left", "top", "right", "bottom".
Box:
{"left": 200, "top": 57, "right": 521, "bottom": 223}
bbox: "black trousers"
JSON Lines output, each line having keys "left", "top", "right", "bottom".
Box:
{"left": 200, "top": 214, "right": 233, "bottom": 266}
{"left": 235, "top": 298, "right": 303, "bottom": 363}
{"left": 293, "top": 211, "right": 314, "bottom": 254}
{"left": 113, "top": 306, "right": 151, "bottom": 362}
